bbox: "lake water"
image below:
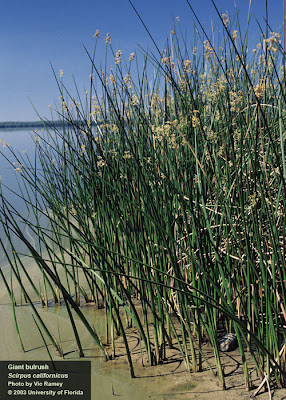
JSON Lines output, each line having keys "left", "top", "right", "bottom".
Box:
{"left": 0, "top": 128, "right": 36, "bottom": 201}
{"left": 0, "top": 128, "right": 43, "bottom": 265}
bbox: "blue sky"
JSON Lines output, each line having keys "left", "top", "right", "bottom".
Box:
{"left": 0, "top": 0, "right": 285, "bottom": 122}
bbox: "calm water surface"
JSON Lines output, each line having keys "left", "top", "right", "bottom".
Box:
{"left": 0, "top": 128, "right": 46, "bottom": 265}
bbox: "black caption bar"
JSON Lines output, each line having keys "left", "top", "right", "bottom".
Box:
{"left": 0, "top": 361, "right": 91, "bottom": 400}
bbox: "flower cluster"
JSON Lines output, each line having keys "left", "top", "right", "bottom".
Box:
{"left": 105, "top": 33, "right": 111, "bottom": 44}
{"left": 254, "top": 79, "right": 266, "bottom": 101}
{"left": 192, "top": 110, "right": 200, "bottom": 128}
{"left": 232, "top": 30, "right": 238, "bottom": 42}
{"left": 93, "top": 29, "right": 100, "bottom": 38}
{"left": 203, "top": 40, "right": 213, "bottom": 61}
{"left": 110, "top": 74, "right": 116, "bottom": 84}
{"left": 183, "top": 60, "right": 192, "bottom": 74}
{"left": 222, "top": 13, "right": 229, "bottom": 28}
{"left": 115, "top": 50, "right": 122, "bottom": 64}
{"left": 264, "top": 32, "right": 281, "bottom": 53}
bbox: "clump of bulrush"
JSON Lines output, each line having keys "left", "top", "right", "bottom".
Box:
{"left": 0, "top": 2, "right": 285, "bottom": 394}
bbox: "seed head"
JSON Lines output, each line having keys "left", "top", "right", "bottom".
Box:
{"left": 222, "top": 13, "right": 229, "bottom": 28}
{"left": 105, "top": 33, "right": 111, "bottom": 44}
{"left": 115, "top": 50, "right": 122, "bottom": 64}
{"left": 161, "top": 57, "right": 169, "bottom": 65}
{"left": 192, "top": 110, "right": 200, "bottom": 128}
{"left": 203, "top": 40, "right": 213, "bottom": 61}
{"left": 254, "top": 79, "right": 266, "bottom": 101}
{"left": 232, "top": 30, "right": 238, "bottom": 42}
{"left": 93, "top": 29, "right": 100, "bottom": 38}
{"left": 110, "top": 74, "right": 116, "bottom": 84}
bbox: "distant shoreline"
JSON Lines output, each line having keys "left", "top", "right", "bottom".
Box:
{"left": 0, "top": 121, "right": 63, "bottom": 129}
{"left": 0, "top": 120, "right": 96, "bottom": 129}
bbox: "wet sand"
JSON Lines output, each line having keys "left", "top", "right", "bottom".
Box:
{"left": 1, "top": 258, "right": 286, "bottom": 400}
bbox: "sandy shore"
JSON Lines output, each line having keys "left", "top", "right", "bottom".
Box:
{"left": 1, "top": 257, "right": 286, "bottom": 400}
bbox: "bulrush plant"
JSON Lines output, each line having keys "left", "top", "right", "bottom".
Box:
{"left": 0, "top": 0, "right": 286, "bottom": 394}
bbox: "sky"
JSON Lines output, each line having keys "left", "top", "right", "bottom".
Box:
{"left": 0, "top": 0, "right": 285, "bottom": 122}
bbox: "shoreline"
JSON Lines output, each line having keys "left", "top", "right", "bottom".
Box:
{"left": 1, "top": 262, "right": 286, "bottom": 400}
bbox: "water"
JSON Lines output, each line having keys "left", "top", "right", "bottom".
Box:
{"left": 0, "top": 128, "right": 36, "bottom": 203}
{"left": 0, "top": 128, "right": 44, "bottom": 265}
